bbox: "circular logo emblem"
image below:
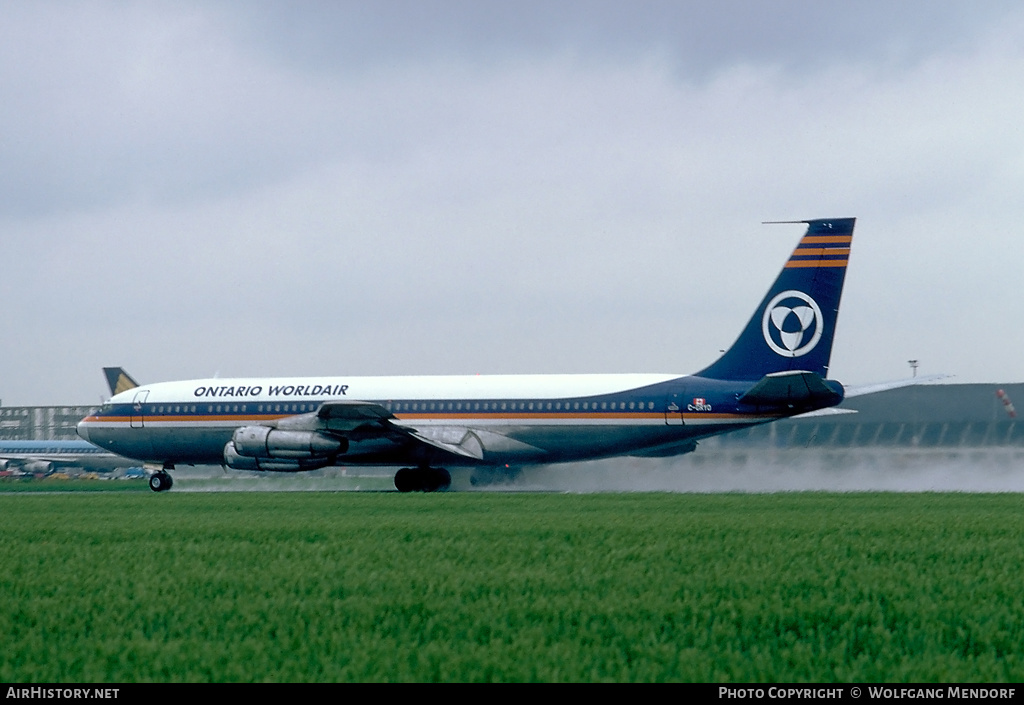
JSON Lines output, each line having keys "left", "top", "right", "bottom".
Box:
{"left": 761, "top": 290, "right": 823, "bottom": 357}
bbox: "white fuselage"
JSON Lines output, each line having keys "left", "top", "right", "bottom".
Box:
{"left": 78, "top": 372, "right": 774, "bottom": 468}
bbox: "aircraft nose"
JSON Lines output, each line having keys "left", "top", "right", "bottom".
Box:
{"left": 76, "top": 420, "right": 90, "bottom": 442}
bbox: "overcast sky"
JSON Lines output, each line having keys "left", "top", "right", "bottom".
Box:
{"left": 3, "top": 1, "right": 1023, "bottom": 406}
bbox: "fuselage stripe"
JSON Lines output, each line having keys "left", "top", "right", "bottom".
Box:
{"left": 789, "top": 247, "right": 851, "bottom": 257}
{"left": 799, "top": 235, "right": 853, "bottom": 244}
{"left": 80, "top": 412, "right": 779, "bottom": 427}
{"left": 784, "top": 260, "right": 848, "bottom": 268}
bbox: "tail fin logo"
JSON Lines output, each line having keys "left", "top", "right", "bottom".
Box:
{"left": 761, "top": 290, "right": 823, "bottom": 358}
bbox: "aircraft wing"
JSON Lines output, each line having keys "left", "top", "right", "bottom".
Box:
{"left": 316, "top": 400, "right": 394, "bottom": 427}
{"left": 791, "top": 407, "right": 858, "bottom": 419}
{"left": 313, "top": 400, "right": 533, "bottom": 461}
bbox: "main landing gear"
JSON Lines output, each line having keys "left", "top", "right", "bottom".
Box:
{"left": 149, "top": 469, "right": 173, "bottom": 492}
{"left": 394, "top": 466, "right": 451, "bottom": 493}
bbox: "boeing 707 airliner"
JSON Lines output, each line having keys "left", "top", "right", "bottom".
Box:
{"left": 79, "top": 218, "right": 857, "bottom": 492}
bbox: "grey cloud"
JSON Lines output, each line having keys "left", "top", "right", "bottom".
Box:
{"left": 2, "top": 2, "right": 1024, "bottom": 405}
{"left": 228, "top": 0, "right": 1014, "bottom": 76}
{"left": 2, "top": 1, "right": 1017, "bottom": 219}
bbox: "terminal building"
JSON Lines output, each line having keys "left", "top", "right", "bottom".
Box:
{"left": 706, "top": 382, "right": 1024, "bottom": 452}
{"left": 0, "top": 405, "right": 94, "bottom": 441}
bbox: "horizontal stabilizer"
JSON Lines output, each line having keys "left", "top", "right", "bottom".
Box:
{"left": 792, "top": 407, "right": 858, "bottom": 419}
{"left": 844, "top": 374, "right": 952, "bottom": 398}
{"left": 739, "top": 370, "right": 842, "bottom": 408}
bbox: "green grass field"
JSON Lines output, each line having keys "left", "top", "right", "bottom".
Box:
{"left": 0, "top": 478, "right": 151, "bottom": 492}
{"left": 1, "top": 491, "right": 1022, "bottom": 682}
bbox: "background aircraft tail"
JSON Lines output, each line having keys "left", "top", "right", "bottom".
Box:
{"left": 103, "top": 367, "right": 140, "bottom": 396}
{"left": 697, "top": 218, "right": 854, "bottom": 382}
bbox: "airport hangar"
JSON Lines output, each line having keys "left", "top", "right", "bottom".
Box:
{"left": 0, "top": 405, "right": 92, "bottom": 441}
{"left": 2, "top": 384, "right": 1022, "bottom": 460}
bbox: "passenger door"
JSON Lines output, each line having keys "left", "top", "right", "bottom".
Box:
{"left": 130, "top": 391, "right": 149, "bottom": 429}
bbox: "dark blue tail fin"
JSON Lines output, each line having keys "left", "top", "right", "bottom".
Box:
{"left": 697, "top": 218, "right": 854, "bottom": 381}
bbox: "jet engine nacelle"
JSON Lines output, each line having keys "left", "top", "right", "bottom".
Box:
{"left": 223, "top": 441, "right": 336, "bottom": 472}
{"left": 21, "top": 460, "right": 55, "bottom": 474}
{"left": 231, "top": 426, "right": 347, "bottom": 459}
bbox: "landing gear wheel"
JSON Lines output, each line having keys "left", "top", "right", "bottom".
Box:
{"left": 149, "top": 471, "right": 173, "bottom": 492}
{"left": 394, "top": 468, "right": 416, "bottom": 492}
{"left": 394, "top": 467, "right": 451, "bottom": 493}
{"left": 430, "top": 467, "right": 451, "bottom": 492}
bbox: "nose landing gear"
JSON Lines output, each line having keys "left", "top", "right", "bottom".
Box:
{"left": 148, "top": 468, "right": 173, "bottom": 492}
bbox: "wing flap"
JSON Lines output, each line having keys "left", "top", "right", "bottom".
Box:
{"left": 408, "top": 427, "right": 485, "bottom": 460}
